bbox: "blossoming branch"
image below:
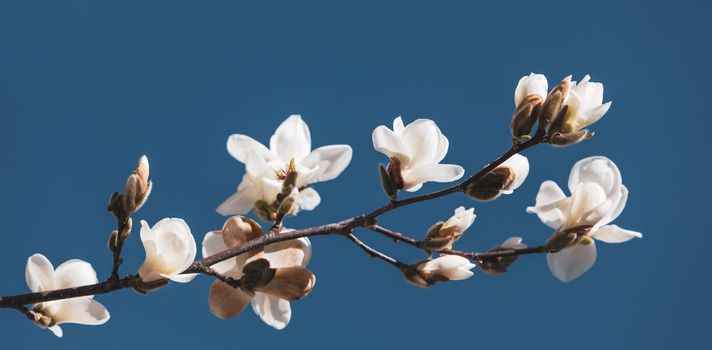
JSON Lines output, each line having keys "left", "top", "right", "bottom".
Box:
{"left": 0, "top": 73, "right": 642, "bottom": 337}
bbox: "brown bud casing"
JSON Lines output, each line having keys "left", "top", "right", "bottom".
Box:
{"left": 538, "top": 78, "right": 571, "bottom": 129}
{"left": 511, "top": 94, "right": 543, "bottom": 143}
{"left": 549, "top": 129, "right": 593, "bottom": 148}
{"left": 378, "top": 164, "right": 398, "bottom": 201}
{"left": 387, "top": 157, "right": 405, "bottom": 190}
{"left": 465, "top": 166, "right": 515, "bottom": 201}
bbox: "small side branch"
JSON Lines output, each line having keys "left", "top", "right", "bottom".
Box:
{"left": 344, "top": 233, "right": 408, "bottom": 270}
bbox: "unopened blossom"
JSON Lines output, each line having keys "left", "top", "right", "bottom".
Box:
{"left": 526, "top": 156, "right": 642, "bottom": 282}
{"left": 548, "top": 75, "right": 612, "bottom": 146}
{"left": 372, "top": 116, "right": 464, "bottom": 192}
{"left": 25, "top": 254, "right": 110, "bottom": 337}
{"left": 405, "top": 255, "right": 476, "bottom": 287}
{"left": 217, "top": 115, "right": 353, "bottom": 217}
{"left": 465, "top": 154, "right": 529, "bottom": 201}
{"left": 138, "top": 218, "right": 198, "bottom": 284}
{"left": 477, "top": 237, "right": 527, "bottom": 275}
{"left": 202, "top": 216, "right": 315, "bottom": 330}
{"left": 511, "top": 73, "right": 547, "bottom": 141}
{"left": 422, "top": 206, "right": 475, "bottom": 251}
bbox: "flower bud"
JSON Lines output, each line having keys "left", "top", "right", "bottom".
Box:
{"left": 511, "top": 94, "right": 543, "bottom": 143}
{"left": 241, "top": 258, "right": 276, "bottom": 291}
{"left": 477, "top": 237, "right": 527, "bottom": 275}
{"left": 546, "top": 231, "right": 578, "bottom": 252}
{"left": 403, "top": 267, "right": 433, "bottom": 288}
{"left": 378, "top": 164, "right": 398, "bottom": 201}
{"left": 465, "top": 167, "right": 515, "bottom": 201}
{"left": 387, "top": 157, "right": 405, "bottom": 190}
{"left": 123, "top": 155, "right": 152, "bottom": 214}
{"left": 278, "top": 158, "right": 298, "bottom": 201}
{"left": 538, "top": 77, "right": 571, "bottom": 129}
{"left": 108, "top": 230, "right": 119, "bottom": 253}
{"left": 404, "top": 255, "right": 476, "bottom": 287}
{"left": 253, "top": 200, "right": 275, "bottom": 222}
{"left": 277, "top": 196, "right": 295, "bottom": 218}
{"left": 421, "top": 207, "right": 475, "bottom": 252}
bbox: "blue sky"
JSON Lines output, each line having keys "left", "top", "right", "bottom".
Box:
{"left": 0, "top": 1, "right": 709, "bottom": 349}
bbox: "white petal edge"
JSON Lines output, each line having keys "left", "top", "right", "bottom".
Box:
{"left": 591, "top": 225, "right": 642, "bottom": 243}
{"left": 269, "top": 115, "right": 312, "bottom": 163}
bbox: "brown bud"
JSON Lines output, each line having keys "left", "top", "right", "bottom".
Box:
{"left": 538, "top": 78, "right": 571, "bottom": 129}
{"left": 477, "top": 250, "right": 519, "bottom": 275}
{"left": 403, "top": 267, "right": 433, "bottom": 288}
{"left": 108, "top": 230, "right": 119, "bottom": 253}
{"left": 387, "top": 157, "right": 405, "bottom": 190}
{"left": 241, "top": 258, "right": 275, "bottom": 291}
{"left": 465, "top": 167, "right": 515, "bottom": 201}
{"left": 546, "top": 231, "right": 579, "bottom": 252}
{"left": 123, "top": 156, "right": 152, "bottom": 214}
{"left": 120, "top": 217, "right": 132, "bottom": 241}
{"left": 511, "top": 94, "right": 543, "bottom": 143}
{"left": 276, "top": 196, "right": 295, "bottom": 218}
{"left": 379, "top": 164, "right": 398, "bottom": 201}
{"left": 279, "top": 158, "right": 299, "bottom": 201}
{"left": 253, "top": 200, "right": 275, "bottom": 222}
{"left": 421, "top": 222, "right": 462, "bottom": 252}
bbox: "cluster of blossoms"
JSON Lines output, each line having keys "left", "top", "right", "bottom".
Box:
{"left": 13, "top": 72, "right": 641, "bottom": 337}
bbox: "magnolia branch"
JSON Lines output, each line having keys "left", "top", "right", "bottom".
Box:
{"left": 0, "top": 130, "right": 547, "bottom": 310}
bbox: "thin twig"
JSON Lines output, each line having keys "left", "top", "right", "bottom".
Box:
{"left": 344, "top": 233, "right": 408, "bottom": 270}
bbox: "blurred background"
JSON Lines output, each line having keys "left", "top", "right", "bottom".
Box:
{"left": 1, "top": 1, "right": 709, "bottom": 349}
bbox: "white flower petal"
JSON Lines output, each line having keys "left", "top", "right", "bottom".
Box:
{"left": 216, "top": 178, "right": 261, "bottom": 216}
{"left": 264, "top": 237, "right": 312, "bottom": 268}
{"left": 591, "top": 225, "right": 642, "bottom": 243}
{"left": 201, "top": 232, "right": 237, "bottom": 275}
{"left": 269, "top": 115, "right": 312, "bottom": 162}
{"left": 569, "top": 183, "right": 608, "bottom": 227}
{"left": 372, "top": 125, "right": 411, "bottom": 165}
{"left": 393, "top": 116, "right": 405, "bottom": 136}
{"left": 48, "top": 325, "right": 63, "bottom": 337}
{"left": 526, "top": 181, "right": 569, "bottom": 229}
{"left": 227, "top": 134, "right": 273, "bottom": 164}
{"left": 295, "top": 187, "right": 321, "bottom": 211}
{"left": 52, "top": 297, "right": 110, "bottom": 326}
{"left": 300, "top": 145, "right": 353, "bottom": 182}
{"left": 546, "top": 241, "right": 597, "bottom": 282}
{"left": 402, "top": 163, "right": 465, "bottom": 192}
{"left": 139, "top": 218, "right": 197, "bottom": 282}
{"left": 25, "top": 254, "right": 55, "bottom": 293}
{"left": 401, "top": 119, "right": 446, "bottom": 166}
{"left": 568, "top": 156, "right": 621, "bottom": 196}
{"left": 54, "top": 259, "right": 98, "bottom": 290}
{"left": 251, "top": 292, "right": 292, "bottom": 330}
{"left": 597, "top": 185, "right": 628, "bottom": 229}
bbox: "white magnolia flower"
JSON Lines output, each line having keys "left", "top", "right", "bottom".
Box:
{"left": 203, "top": 216, "right": 315, "bottom": 330}
{"left": 514, "top": 73, "right": 548, "bottom": 108}
{"left": 218, "top": 114, "right": 353, "bottom": 216}
{"left": 25, "top": 254, "right": 110, "bottom": 337}
{"left": 416, "top": 255, "right": 476, "bottom": 281}
{"left": 526, "top": 156, "right": 642, "bottom": 282}
{"left": 372, "top": 116, "right": 464, "bottom": 192}
{"left": 139, "top": 218, "right": 198, "bottom": 283}
{"left": 560, "top": 75, "right": 612, "bottom": 133}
